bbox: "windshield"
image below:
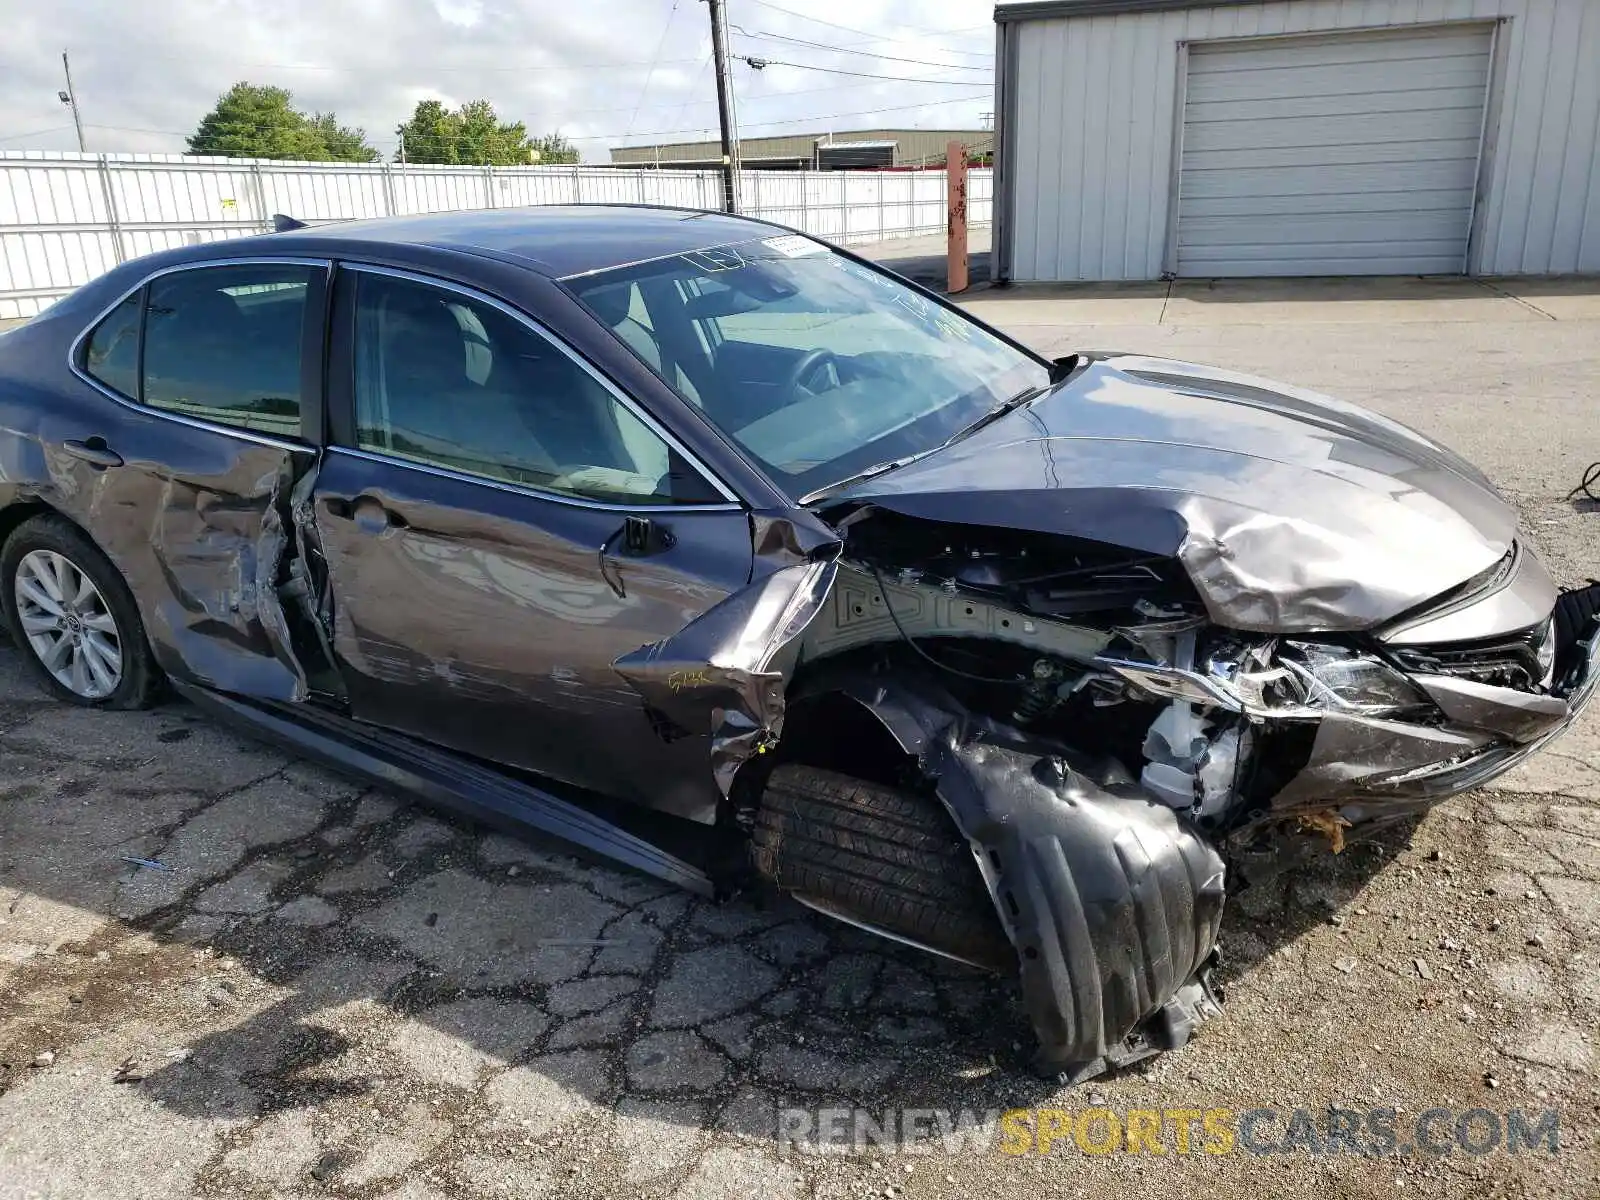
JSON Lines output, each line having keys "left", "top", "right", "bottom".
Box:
{"left": 566, "top": 234, "right": 1051, "bottom": 499}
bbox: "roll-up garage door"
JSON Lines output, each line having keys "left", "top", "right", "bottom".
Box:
{"left": 1176, "top": 24, "right": 1494, "bottom": 277}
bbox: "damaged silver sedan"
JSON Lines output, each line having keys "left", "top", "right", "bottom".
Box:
{"left": 1, "top": 206, "right": 1596, "bottom": 1081}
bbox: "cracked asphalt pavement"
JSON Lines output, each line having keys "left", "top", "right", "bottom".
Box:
{"left": 3, "top": 277, "right": 1600, "bottom": 1198}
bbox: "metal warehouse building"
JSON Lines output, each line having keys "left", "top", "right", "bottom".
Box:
{"left": 991, "top": 0, "right": 1600, "bottom": 281}
{"left": 611, "top": 129, "right": 994, "bottom": 170}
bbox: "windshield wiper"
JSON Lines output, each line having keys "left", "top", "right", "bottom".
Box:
{"left": 799, "top": 455, "right": 922, "bottom": 505}
{"left": 937, "top": 382, "right": 1052, "bottom": 450}
{"left": 798, "top": 382, "right": 1056, "bottom": 506}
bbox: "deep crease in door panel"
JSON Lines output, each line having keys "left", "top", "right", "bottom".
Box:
{"left": 45, "top": 415, "right": 321, "bottom": 703}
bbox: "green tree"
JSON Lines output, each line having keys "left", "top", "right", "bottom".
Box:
{"left": 395, "top": 98, "right": 566, "bottom": 165}
{"left": 188, "top": 83, "right": 319, "bottom": 158}
{"left": 310, "top": 112, "right": 380, "bottom": 163}
{"left": 394, "top": 98, "right": 454, "bottom": 164}
{"left": 530, "top": 131, "right": 579, "bottom": 165}
{"left": 187, "top": 83, "right": 377, "bottom": 161}
{"left": 455, "top": 99, "right": 532, "bottom": 165}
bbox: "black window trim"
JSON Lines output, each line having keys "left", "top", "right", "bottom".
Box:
{"left": 325, "top": 261, "right": 743, "bottom": 513}
{"left": 68, "top": 256, "right": 334, "bottom": 453}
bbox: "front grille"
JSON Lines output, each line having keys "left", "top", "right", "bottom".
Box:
{"left": 1392, "top": 628, "right": 1547, "bottom": 692}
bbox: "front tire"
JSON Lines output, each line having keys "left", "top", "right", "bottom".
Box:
{"left": 752, "top": 764, "right": 1011, "bottom": 969}
{"left": 1, "top": 513, "right": 161, "bottom": 709}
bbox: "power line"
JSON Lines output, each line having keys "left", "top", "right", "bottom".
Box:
{"left": 86, "top": 124, "right": 191, "bottom": 136}
{"left": 662, "top": 54, "right": 717, "bottom": 138}
{"left": 0, "top": 125, "right": 78, "bottom": 144}
{"left": 744, "top": 0, "right": 988, "bottom": 47}
{"left": 76, "top": 90, "right": 994, "bottom": 152}
{"left": 51, "top": 17, "right": 992, "bottom": 83}
{"left": 730, "top": 25, "right": 989, "bottom": 71}
{"left": 570, "top": 70, "right": 979, "bottom": 119}
{"left": 737, "top": 75, "right": 940, "bottom": 105}
{"left": 387, "top": 72, "right": 939, "bottom": 126}
{"left": 77, "top": 74, "right": 969, "bottom": 147}
{"left": 623, "top": 0, "right": 685, "bottom": 140}
{"left": 736, "top": 57, "right": 991, "bottom": 86}
{"left": 580, "top": 91, "right": 994, "bottom": 143}
{"left": 100, "top": 52, "right": 708, "bottom": 74}
{"left": 826, "top": 29, "right": 992, "bottom": 59}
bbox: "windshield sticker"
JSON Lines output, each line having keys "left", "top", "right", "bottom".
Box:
{"left": 761, "top": 234, "right": 824, "bottom": 258}
{"left": 683, "top": 245, "right": 753, "bottom": 273}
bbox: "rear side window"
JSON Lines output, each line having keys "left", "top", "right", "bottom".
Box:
{"left": 142, "top": 264, "right": 314, "bottom": 437}
{"left": 83, "top": 293, "right": 140, "bottom": 398}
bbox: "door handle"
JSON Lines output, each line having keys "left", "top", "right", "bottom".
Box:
{"left": 352, "top": 496, "right": 408, "bottom": 535}
{"left": 62, "top": 438, "right": 123, "bottom": 469}
{"left": 621, "top": 515, "right": 675, "bottom": 556}
{"left": 323, "top": 495, "right": 407, "bottom": 534}
{"left": 598, "top": 517, "right": 676, "bottom": 600}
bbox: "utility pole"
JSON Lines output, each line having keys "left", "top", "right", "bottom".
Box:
{"left": 706, "top": 0, "right": 741, "bottom": 213}
{"left": 59, "top": 51, "right": 86, "bottom": 152}
{"left": 946, "top": 140, "right": 969, "bottom": 294}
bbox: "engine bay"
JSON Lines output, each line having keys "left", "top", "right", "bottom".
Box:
{"left": 794, "top": 513, "right": 1585, "bottom": 849}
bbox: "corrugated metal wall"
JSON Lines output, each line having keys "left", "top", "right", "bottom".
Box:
{"left": 0, "top": 154, "right": 992, "bottom": 319}
{"left": 1002, "top": 0, "right": 1600, "bottom": 281}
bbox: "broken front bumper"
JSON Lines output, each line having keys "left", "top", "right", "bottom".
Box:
{"left": 1284, "top": 585, "right": 1600, "bottom": 819}
{"left": 1377, "top": 617, "right": 1599, "bottom": 796}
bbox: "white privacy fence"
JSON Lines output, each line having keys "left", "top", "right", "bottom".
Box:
{"left": 0, "top": 152, "right": 993, "bottom": 318}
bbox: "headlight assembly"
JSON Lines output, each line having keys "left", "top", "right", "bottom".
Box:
{"left": 1536, "top": 619, "right": 1558, "bottom": 687}
{"left": 1281, "top": 642, "right": 1432, "bottom": 716}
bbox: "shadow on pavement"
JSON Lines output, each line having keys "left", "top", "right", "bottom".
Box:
{"left": 0, "top": 643, "right": 1407, "bottom": 1168}
{"left": 872, "top": 251, "right": 993, "bottom": 294}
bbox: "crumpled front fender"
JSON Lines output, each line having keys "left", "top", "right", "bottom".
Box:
{"left": 808, "top": 674, "right": 1227, "bottom": 1080}
{"left": 613, "top": 558, "right": 837, "bottom": 796}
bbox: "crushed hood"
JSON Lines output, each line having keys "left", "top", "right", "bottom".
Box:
{"left": 830, "top": 354, "right": 1516, "bottom": 632}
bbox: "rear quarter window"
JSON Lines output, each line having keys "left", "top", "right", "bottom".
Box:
{"left": 82, "top": 293, "right": 141, "bottom": 398}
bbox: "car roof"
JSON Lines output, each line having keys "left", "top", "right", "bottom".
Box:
{"left": 263, "top": 204, "right": 783, "bottom": 279}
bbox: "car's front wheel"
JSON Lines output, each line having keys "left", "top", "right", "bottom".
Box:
{"left": 751, "top": 764, "right": 1012, "bottom": 969}
{"left": 1, "top": 513, "right": 161, "bottom": 709}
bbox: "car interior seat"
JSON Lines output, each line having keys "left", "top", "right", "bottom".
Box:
{"left": 144, "top": 285, "right": 260, "bottom": 411}
{"left": 369, "top": 286, "right": 556, "bottom": 481}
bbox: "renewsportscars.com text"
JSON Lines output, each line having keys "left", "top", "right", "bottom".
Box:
{"left": 776, "top": 1106, "right": 1561, "bottom": 1157}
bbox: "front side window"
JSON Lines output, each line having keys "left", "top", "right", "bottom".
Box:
{"left": 351, "top": 272, "right": 716, "bottom": 506}
{"left": 568, "top": 235, "right": 1051, "bottom": 500}
{"left": 83, "top": 293, "right": 140, "bottom": 398}
{"left": 142, "top": 264, "right": 312, "bottom": 437}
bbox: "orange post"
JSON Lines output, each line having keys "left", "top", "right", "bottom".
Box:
{"left": 946, "top": 140, "right": 969, "bottom": 294}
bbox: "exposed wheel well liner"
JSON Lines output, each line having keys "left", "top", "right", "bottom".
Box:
{"left": 796, "top": 672, "right": 1227, "bottom": 1080}
{"left": 774, "top": 688, "right": 917, "bottom": 786}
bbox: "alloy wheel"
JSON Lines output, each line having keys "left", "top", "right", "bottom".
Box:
{"left": 13, "top": 548, "right": 123, "bottom": 699}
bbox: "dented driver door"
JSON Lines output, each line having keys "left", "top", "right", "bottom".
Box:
{"left": 311, "top": 265, "right": 754, "bottom": 820}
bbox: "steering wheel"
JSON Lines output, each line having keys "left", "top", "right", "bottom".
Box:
{"left": 784, "top": 348, "right": 841, "bottom": 400}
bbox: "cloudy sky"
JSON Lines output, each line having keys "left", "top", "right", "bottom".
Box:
{"left": 0, "top": 0, "right": 996, "bottom": 162}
